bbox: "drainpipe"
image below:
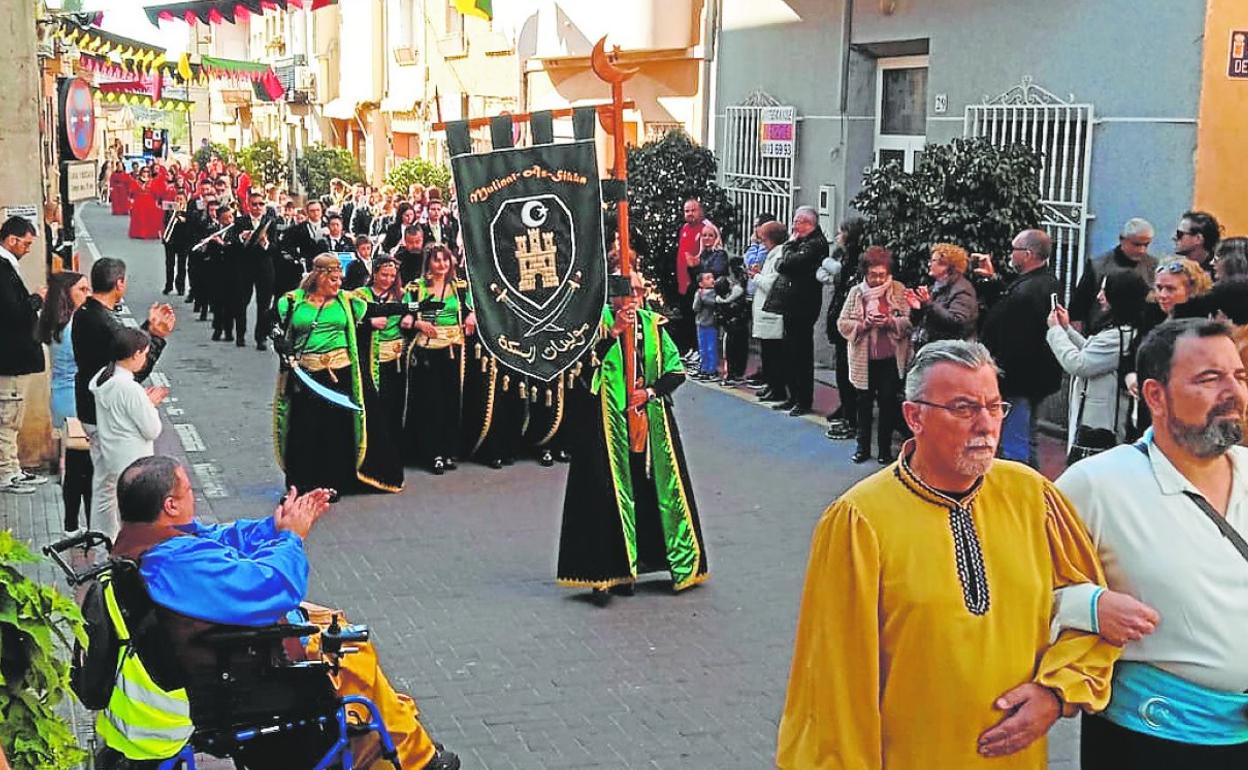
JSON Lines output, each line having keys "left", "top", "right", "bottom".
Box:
{"left": 701, "top": 0, "right": 722, "bottom": 148}
{"left": 839, "top": 0, "right": 854, "bottom": 138}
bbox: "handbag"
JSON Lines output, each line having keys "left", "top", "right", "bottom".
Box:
{"left": 1066, "top": 329, "right": 1128, "bottom": 465}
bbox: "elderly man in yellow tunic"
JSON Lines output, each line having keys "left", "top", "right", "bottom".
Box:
{"left": 777, "top": 340, "right": 1122, "bottom": 769}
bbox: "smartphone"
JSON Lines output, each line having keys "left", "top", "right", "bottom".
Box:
{"left": 1050, "top": 292, "right": 1059, "bottom": 311}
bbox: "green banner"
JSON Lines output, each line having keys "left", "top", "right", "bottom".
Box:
{"left": 450, "top": 132, "right": 607, "bottom": 382}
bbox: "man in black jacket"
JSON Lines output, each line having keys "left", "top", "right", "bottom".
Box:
{"left": 235, "top": 193, "right": 281, "bottom": 350}
{"left": 764, "top": 206, "right": 828, "bottom": 416}
{"left": 72, "top": 257, "right": 175, "bottom": 532}
{"left": 324, "top": 213, "right": 355, "bottom": 254}
{"left": 161, "top": 194, "right": 192, "bottom": 296}
{"left": 1067, "top": 218, "right": 1156, "bottom": 332}
{"left": 0, "top": 217, "right": 46, "bottom": 494}
{"left": 975, "top": 229, "right": 1062, "bottom": 467}
{"left": 422, "top": 198, "right": 459, "bottom": 256}
{"left": 288, "top": 200, "right": 329, "bottom": 270}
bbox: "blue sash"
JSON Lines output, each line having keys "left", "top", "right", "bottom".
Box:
{"left": 1103, "top": 661, "right": 1248, "bottom": 745}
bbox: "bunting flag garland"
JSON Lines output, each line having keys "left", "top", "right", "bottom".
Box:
{"left": 96, "top": 90, "right": 194, "bottom": 112}
{"left": 57, "top": 22, "right": 168, "bottom": 71}
{"left": 200, "top": 56, "right": 285, "bottom": 100}
{"left": 144, "top": 0, "right": 337, "bottom": 27}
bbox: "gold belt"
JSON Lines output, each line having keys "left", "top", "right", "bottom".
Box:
{"left": 378, "top": 338, "right": 404, "bottom": 363}
{"left": 415, "top": 324, "right": 464, "bottom": 350}
{"left": 299, "top": 349, "right": 352, "bottom": 381}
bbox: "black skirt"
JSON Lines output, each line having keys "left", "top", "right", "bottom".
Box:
{"left": 282, "top": 366, "right": 360, "bottom": 495}
{"left": 403, "top": 345, "right": 461, "bottom": 465}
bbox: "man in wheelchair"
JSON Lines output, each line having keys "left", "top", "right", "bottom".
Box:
{"left": 93, "top": 455, "right": 459, "bottom": 770}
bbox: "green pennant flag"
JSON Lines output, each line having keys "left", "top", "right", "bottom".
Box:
{"left": 453, "top": 0, "right": 491, "bottom": 20}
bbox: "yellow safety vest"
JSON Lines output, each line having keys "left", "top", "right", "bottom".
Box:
{"left": 94, "top": 572, "right": 193, "bottom": 760}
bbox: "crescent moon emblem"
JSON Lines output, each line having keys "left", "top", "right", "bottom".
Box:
{"left": 591, "top": 36, "right": 639, "bottom": 83}
{"left": 521, "top": 201, "right": 548, "bottom": 228}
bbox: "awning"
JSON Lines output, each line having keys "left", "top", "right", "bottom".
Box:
{"left": 379, "top": 95, "right": 419, "bottom": 113}
{"left": 322, "top": 97, "right": 358, "bottom": 120}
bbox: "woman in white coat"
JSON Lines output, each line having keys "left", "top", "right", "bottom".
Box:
{"left": 88, "top": 327, "right": 168, "bottom": 537}
{"left": 1045, "top": 271, "right": 1150, "bottom": 458}
{"left": 750, "top": 221, "right": 791, "bottom": 404}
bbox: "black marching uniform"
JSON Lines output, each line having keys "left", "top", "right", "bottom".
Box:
{"left": 162, "top": 206, "right": 191, "bottom": 294}
{"left": 232, "top": 213, "right": 280, "bottom": 347}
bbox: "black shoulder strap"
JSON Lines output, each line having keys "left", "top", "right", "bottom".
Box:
{"left": 1135, "top": 440, "right": 1248, "bottom": 565}
{"left": 1183, "top": 491, "right": 1248, "bottom": 566}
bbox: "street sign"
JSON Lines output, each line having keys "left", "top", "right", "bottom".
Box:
{"left": 1231, "top": 30, "right": 1248, "bottom": 78}
{"left": 2, "top": 205, "right": 38, "bottom": 223}
{"left": 64, "top": 160, "right": 98, "bottom": 203}
{"left": 59, "top": 77, "right": 96, "bottom": 161}
{"left": 759, "top": 106, "right": 796, "bottom": 158}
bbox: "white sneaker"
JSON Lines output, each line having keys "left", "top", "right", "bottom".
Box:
{"left": 1, "top": 477, "right": 36, "bottom": 495}
{"left": 13, "top": 470, "right": 48, "bottom": 486}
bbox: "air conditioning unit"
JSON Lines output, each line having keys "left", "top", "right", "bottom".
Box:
{"left": 295, "top": 66, "right": 316, "bottom": 90}
{"left": 393, "top": 47, "right": 418, "bottom": 66}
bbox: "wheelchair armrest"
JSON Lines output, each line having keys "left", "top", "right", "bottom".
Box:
{"left": 200, "top": 622, "right": 320, "bottom": 648}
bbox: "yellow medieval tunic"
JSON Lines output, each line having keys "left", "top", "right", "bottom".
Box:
{"left": 777, "top": 450, "right": 1121, "bottom": 770}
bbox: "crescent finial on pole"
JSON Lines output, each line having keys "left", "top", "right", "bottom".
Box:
{"left": 591, "top": 36, "right": 639, "bottom": 83}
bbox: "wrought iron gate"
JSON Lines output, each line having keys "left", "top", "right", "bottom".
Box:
{"left": 721, "top": 91, "right": 797, "bottom": 250}
{"left": 964, "top": 77, "right": 1094, "bottom": 301}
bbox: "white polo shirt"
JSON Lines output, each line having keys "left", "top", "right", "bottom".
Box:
{"left": 1055, "top": 436, "right": 1248, "bottom": 692}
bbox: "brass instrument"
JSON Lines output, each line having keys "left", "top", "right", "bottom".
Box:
{"left": 161, "top": 199, "right": 186, "bottom": 244}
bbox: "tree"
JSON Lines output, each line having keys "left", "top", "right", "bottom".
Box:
{"left": 296, "top": 143, "right": 366, "bottom": 200}
{"left": 625, "top": 130, "right": 740, "bottom": 305}
{"left": 851, "top": 136, "right": 1043, "bottom": 284}
{"left": 238, "top": 138, "right": 287, "bottom": 188}
{"left": 0, "top": 533, "right": 87, "bottom": 770}
{"left": 193, "top": 141, "right": 234, "bottom": 169}
{"left": 385, "top": 158, "right": 452, "bottom": 196}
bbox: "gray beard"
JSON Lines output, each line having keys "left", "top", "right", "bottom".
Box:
{"left": 1167, "top": 411, "right": 1243, "bottom": 459}
{"left": 952, "top": 449, "right": 996, "bottom": 478}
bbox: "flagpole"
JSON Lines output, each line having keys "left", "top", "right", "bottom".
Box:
{"left": 590, "top": 37, "right": 646, "bottom": 452}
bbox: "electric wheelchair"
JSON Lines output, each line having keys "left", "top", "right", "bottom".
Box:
{"left": 47, "top": 532, "right": 403, "bottom": 770}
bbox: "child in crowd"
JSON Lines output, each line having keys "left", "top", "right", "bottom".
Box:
{"left": 691, "top": 272, "right": 720, "bottom": 379}
{"left": 88, "top": 328, "right": 168, "bottom": 537}
{"left": 715, "top": 257, "right": 750, "bottom": 386}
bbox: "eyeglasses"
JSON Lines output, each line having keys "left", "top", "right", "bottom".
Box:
{"left": 1156, "top": 262, "right": 1187, "bottom": 275}
{"left": 910, "top": 399, "right": 1013, "bottom": 420}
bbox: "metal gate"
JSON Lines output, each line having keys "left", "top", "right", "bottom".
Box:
{"left": 965, "top": 77, "right": 1094, "bottom": 301}
{"left": 721, "top": 90, "right": 797, "bottom": 250}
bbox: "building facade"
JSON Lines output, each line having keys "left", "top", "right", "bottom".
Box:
{"left": 711, "top": 0, "right": 1246, "bottom": 285}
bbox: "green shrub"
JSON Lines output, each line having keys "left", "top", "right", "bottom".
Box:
{"left": 625, "top": 130, "right": 740, "bottom": 305}
{"left": 238, "top": 138, "right": 288, "bottom": 188}
{"left": 0, "top": 532, "right": 87, "bottom": 770}
{"left": 851, "top": 136, "right": 1043, "bottom": 284}
{"left": 385, "top": 158, "right": 452, "bottom": 196}
{"left": 296, "top": 143, "right": 366, "bottom": 200}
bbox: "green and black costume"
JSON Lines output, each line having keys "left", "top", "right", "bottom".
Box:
{"left": 556, "top": 308, "right": 710, "bottom": 591}
{"left": 274, "top": 289, "right": 404, "bottom": 494}
{"left": 402, "top": 278, "right": 470, "bottom": 468}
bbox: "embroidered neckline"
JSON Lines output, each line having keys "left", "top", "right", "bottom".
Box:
{"left": 895, "top": 442, "right": 991, "bottom": 616}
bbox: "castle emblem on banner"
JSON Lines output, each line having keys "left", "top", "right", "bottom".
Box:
{"left": 515, "top": 228, "right": 559, "bottom": 293}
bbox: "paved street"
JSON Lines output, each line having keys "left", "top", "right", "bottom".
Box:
{"left": 3, "top": 202, "right": 1078, "bottom": 768}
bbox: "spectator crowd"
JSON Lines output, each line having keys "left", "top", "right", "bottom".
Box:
{"left": 665, "top": 198, "right": 1246, "bottom": 471}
